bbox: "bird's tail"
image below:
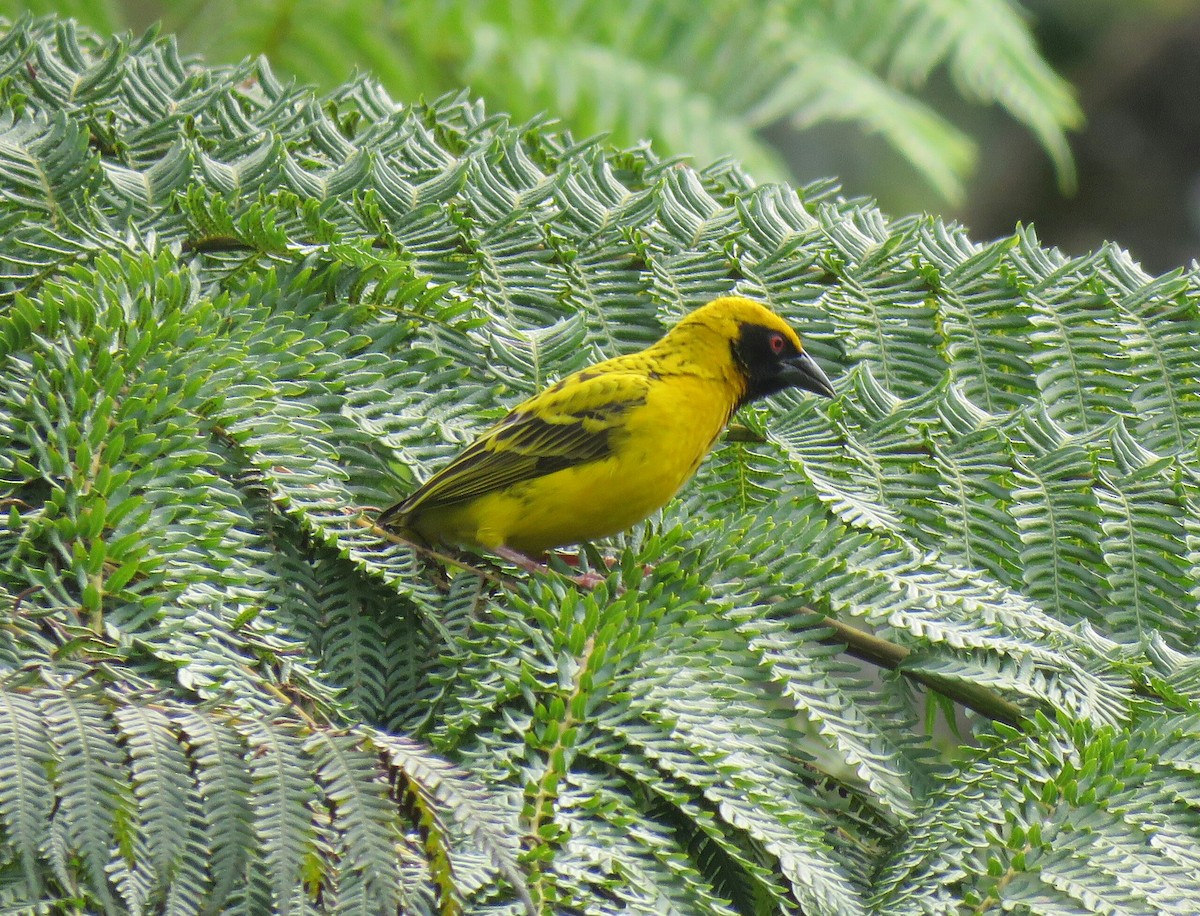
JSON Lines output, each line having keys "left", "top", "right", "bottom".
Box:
{"left": 375, "top": 499, "right": 411, "bottom": 530}
{"left": 376, "top": 504, "right": 433, "bottom": 552}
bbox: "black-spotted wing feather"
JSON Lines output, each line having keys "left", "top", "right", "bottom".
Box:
{"left": 379, "top": 370, "right": 651, "bottom": 524}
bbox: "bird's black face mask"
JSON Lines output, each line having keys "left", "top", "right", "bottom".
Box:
{"left": 734, "top": 323, "right": 836, "bottom": 405}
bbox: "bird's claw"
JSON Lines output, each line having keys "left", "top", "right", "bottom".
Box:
{"left": 493, "top": 546, "right": 620, "bottom": 592}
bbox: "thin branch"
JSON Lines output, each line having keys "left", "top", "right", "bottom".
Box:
{"left": 818, "top": 614, "right": 1025, "bottom": 726}
{"left": 180, "top": 235, "right": 257, "bottom": 254}
{"left": 246, "top": 664, "right": 324, "bottom": 731}
{"left": 357, "top": 513, "right": 515, "bottom": 589}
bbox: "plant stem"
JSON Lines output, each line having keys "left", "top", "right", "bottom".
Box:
{"left": 819, "top": 614, "right": 1024, "bottom": 726}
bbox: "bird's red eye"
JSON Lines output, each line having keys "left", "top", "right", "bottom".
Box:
{"left": 769, "top": 333, "right": 786, "bottom": 354}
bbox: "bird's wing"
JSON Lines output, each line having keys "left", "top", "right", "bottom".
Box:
{"left": 383, "top": 369, "right": 651, "bottom": 521}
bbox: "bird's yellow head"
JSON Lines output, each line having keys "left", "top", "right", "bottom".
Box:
{"left": 668, "top": 296, "right": 836, "bottom": 404}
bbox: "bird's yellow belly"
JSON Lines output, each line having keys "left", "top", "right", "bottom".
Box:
{"left": 411, "top": 379, "right": 729, "bottom": 555}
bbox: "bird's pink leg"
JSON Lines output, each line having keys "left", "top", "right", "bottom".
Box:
{"left": 552, "top": 552, "right": 620, "bottom": 571}
{"left": 493, "top": 546, "right": 607, "bottom": 589}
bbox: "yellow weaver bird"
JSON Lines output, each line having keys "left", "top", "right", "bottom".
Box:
{"left": 378, "top": 296, "right": 835, "bottom": 569}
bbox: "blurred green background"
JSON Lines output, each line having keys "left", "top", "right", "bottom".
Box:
{"left": 959, "top": 0, "right": 1200, "bottom": 274}
{"left": 8, "top": 0, "right": 1198, "bottom": 273}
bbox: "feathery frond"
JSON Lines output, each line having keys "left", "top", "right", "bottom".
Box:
{"left": 0, "top": 14, "right": 1194, "bottom": 914}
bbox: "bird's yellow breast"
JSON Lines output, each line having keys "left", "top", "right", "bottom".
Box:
{"left": 409, "top": 373, "right": 733, "bottom": 555}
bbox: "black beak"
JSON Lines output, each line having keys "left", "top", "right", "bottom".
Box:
{"left": 780, "top": 351, "right": 836, "bottom": 398}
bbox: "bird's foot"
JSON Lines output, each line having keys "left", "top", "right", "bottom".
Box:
{"left": 493, "top": 546, "right": 610, "bottom": 590}
{"left": 549, "top": 551, "right": 619, "bottom": 571}
{"left": 558, "top": 549, "right": 655, "bottom": 579}
{"left": 567, "top": 568, "right": 608, "bottom": 589}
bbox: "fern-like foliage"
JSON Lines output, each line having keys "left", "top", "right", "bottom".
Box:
{"left": 0, "top": 14, "right": 1198, "bottom": 915}
{"left": 0, "top": 0, "right": 1080, "bottom": 202}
